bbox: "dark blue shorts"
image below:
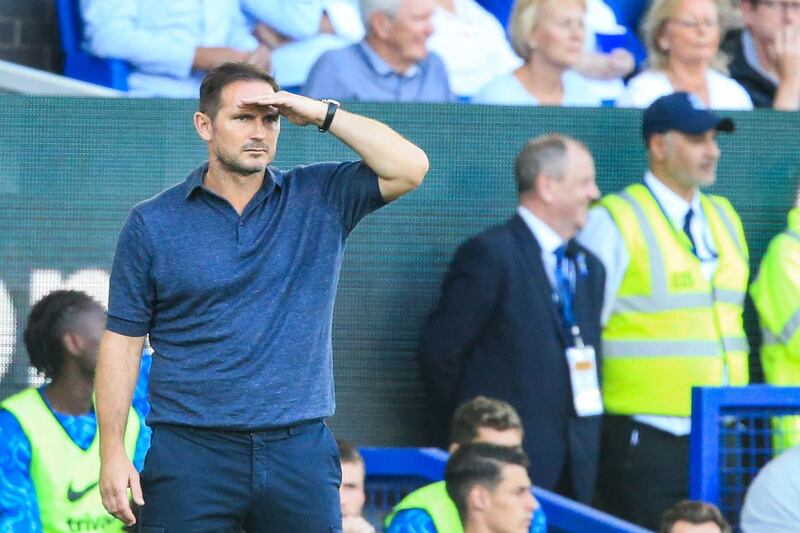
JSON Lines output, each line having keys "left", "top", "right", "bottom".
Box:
{"left": 138, "top": 420, "right": 342, "bottom": 532}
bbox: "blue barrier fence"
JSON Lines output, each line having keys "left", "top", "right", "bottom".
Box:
{"left": 361, "top": 447, "right": 651, "bottom": 533}
{"left": 690, "top": 386, "right": 800, "bottom": 530}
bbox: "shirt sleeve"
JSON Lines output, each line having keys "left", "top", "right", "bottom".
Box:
{"left": 241, "top": 0, "right": 325, "bottom": 39}
{"left": 577, "top": 206, "right": 629, "bottom": 326}
{"left": 318, "top": 161, "right": 386, "bottom": 234}
{"left": 80, "top": 0, "right": 198, "bottom": 79}
{"left": 225, "top": 1, "right": 260, "bottom": 52}
{"left": 107, "top": 209, "right": 155, "bottom": 337}
{"left": 385, "top": 509, "right": 437, "bottom": 533}
{"left": 0, "top": 410, "right": 42, "bottom": 533}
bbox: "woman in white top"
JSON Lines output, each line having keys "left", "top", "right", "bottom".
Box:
{"left": 428, "top": 0, "right": 523, "bottom": 98}
{"left": 473, "top": 0, "right": 601, "bottom": 106}
{"left": 617, "top": 0, "right": 753, "bottom": 110}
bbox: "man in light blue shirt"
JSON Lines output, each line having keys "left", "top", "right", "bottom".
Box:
{"left": 304, "top": 0, "right": 454, "bottom": 101}
{"left": 81, "top": 0, "right": 270, "bottom": 97}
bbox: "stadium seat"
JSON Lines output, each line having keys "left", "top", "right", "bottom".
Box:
{"left": 55, "top": 0, "right": 129, "bottom": 91}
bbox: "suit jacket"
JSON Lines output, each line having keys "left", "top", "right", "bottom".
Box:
{"left": 418, "top": 214, "right": 606, "bottom": 504}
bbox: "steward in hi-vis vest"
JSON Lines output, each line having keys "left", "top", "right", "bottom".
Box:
{"left": 578, "top": 92, "right": 749, "bottom": 531}
{"left": 750, "top": 206, "right": 800, "bottom": 452}
{"left": 599, "top": 183, "right": 749, "bottom": 416}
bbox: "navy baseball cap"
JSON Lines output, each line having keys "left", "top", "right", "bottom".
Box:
{"left": 642, "top": 92, "right": 735, "bottom": 144}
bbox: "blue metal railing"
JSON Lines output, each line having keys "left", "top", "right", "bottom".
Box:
{"left": 361, "top": 447, "right": 651, "bottom": 533}
{"left": 690, "top": 386, "right": 800, "bottom": 529}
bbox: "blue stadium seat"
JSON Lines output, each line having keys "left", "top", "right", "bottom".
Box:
{"left": 55, "top": 0, "right": 129, "bottom": 91}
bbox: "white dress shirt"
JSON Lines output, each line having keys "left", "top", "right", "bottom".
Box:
{"left": 428, "top": 0, "right": 522, "bottom": 98}
{"left": 517, "top": 205, "right": 565, "bottom": 291}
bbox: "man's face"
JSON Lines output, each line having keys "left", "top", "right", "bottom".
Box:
{"left": 473, "top": 427, "right": 524, "bottom": 448}
{"left": 549, "top": 143, "right": 600, "bottom": 235}
{"left": 383, "top": 0, "right": 435, "bottom": 64}
{"left": 196, "top": 80, "right": 280, "bottom": 176}
{"left": 744, "top": 0, "right": 800, "bottom": 48}
{"left": 72, "top": 308, "right": 106, "bottom": 377}
{"left": 670, "top": 520, "right": 723, "bottom": 533}
{"left": 483, "top": 465, "right": 538, "bottom": 533}
{"left": 659, "top": 130, "right": 721, "bottom": 190}
{"left": 339, "top": 460, "right": 367, "bottom": 517}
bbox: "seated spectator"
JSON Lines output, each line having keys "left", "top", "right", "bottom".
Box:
{"left": 473, "top": 0, "right": 602, "bottom": 106}
{"left": 722, "top": 0, "right": 800, "bottom": 110}
{"left": 241, "top": 0, "right": 365, "bottom": 88}
{"left": 0, "top": 291, "right": 149, "bottom": 532}
{"left": 660, "top": 501, "right": 731, "bottom": 533}
{"left": 617, "top": 0, "right": 753, "bottom": 109}
{"left": 473, "top": 0, "right": 637, "bottom": 96}
{"left": 338, "top": 440, "right": 377, "bottom": 533}
{"left": 427, "top": 0, "right": 522, "bottom": 98}
{"left": 740, "top": 445, "right": 800, "bottom": 532}
{"left": 81, "top": 0, "right": 270, "bottom": 98}
{"left": 445, "top": 443, "right": 539, "bottom": 533}
{"left": 304, "top": 0, "right": 454, "bottom": 101}
{"left": 385, "top": 396, "right": 546, "bottom": 533}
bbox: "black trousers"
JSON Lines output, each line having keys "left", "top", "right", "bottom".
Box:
{"left": 595, "top": 415, "right": 689, "bottom": 531}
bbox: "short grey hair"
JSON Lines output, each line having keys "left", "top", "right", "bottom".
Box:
{"left": 515, "top": 134, "right": 584, "bottom": 194}
{"left": 359, "top": 0, "right": 404, "bottom": 28}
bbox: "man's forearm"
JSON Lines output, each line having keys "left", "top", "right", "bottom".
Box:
{"left": 96, "top": 331, "right": 144, "bottom": 456}
{"left": 327, "top": 109, "right": 429, "bottom": 201}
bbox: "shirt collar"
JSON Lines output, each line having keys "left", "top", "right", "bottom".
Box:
{"left": 517, "top": 205, "right": 565, "bottom": 255}
{"left": 184, "top": 163, "right": 283, "bottom": 199}
{"left": 742, "top": 30, "right": 779, "bottom": 85}
{"left": 644, "top": 171, "right": 701, "bottom": 227}
{"left": 358, "top": 39, "right": 421, "bottom": 78}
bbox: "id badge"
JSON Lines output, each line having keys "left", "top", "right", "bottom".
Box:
{"left": 565, "top": 344, "right": 603, "bottom": 417}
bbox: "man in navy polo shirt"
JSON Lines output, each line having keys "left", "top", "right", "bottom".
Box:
{"left": 95, "top": 61, "right": 429, "bottom": 531}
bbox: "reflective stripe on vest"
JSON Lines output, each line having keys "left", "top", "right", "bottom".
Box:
{"left": 600, "top": 184, "right": 749, "bottom": 417}
{"left": 385, "top": 481, "right": 462, "bottom": 533}
{"left": 1, "top": 388, "right": 139, "bottom": 533}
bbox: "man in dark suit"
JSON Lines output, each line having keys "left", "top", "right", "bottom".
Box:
{"left": 418, "top": 134, "right": 605, "bottom": 504}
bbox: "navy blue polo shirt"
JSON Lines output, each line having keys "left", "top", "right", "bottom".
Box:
{"left": 107, "top": 160, "right": 385, "bottom": 429}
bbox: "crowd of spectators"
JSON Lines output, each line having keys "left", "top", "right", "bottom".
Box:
{"left": 76, "top": 0, "right": 800, "bottom": 110}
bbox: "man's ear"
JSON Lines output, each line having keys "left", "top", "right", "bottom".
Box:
{"left": 648, "top": 133, "right": 669, "bottom": 162}
{"left": 468, "top": 485, "right": 491, "bottom": 513}
{"left": 370, "top": 11, "right": 393, "bottom": 40}
{"left": 61, "top": 332, "right": 85, "bottom": 357}
{"left": 194, "top": 111, "right": 213, "bottom": 142}
{"left": 740, "top": 0, "right": 755, "bottom": 27}
{"left": 536, "top": 172, "right": 556, "bottom": 203}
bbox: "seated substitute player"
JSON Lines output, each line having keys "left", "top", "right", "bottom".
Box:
{"left": 445, "top": 443, "right": 539, "bottom": 533}
{"left": 385, "top": 396, "right": 546, "bottom": 532}
{"left": 338, "top": 439, "right": 377, "bottom": 533}
{"left": 0, "top": 290, "right": 149, "bottom": 532}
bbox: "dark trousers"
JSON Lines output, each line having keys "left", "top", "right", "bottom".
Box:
{"left": 139, "top": 420, "right": 342, "bottom": 532}
{"left": 596, "top": 415, "right": 689, "bottom": 531}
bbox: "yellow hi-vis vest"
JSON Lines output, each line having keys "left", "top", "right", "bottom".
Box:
{"left": 1, "top": 388, "right": 140, "bottom": 533}
{"left": 750, "top": 207, "right": 800, "bottom": 451}
{"left": 599, "top": 183, "right": 749, "bottom": 417}
{"left": 384, "top": 481, "right": 462, "bottom": 533}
